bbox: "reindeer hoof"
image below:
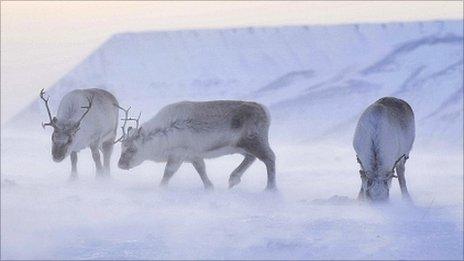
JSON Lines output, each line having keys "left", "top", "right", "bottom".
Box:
{"left": 265, "top": 184, "right": 277, "bottom": 192}
{"left": 67, "top": 175, "right": 78, "bottom": 182}
{"left": 228, "top": 176, "right": 241, "bottom": 188}
{"left": 402, "top": 194, "right": 414, "bottom": 205}
{"left": 204, "top": 183, "right": 214, "bottom": 191}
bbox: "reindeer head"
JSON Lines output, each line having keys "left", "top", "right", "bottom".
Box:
{"left": 118, "top": 127, "right": 149, "bottom": 170}
{"left": 113, "top": 105, "right": 145, "bottom": 170}
{"left": 40, "top": 89, "right": 92, "bottom": 162}
{"left": 356, "top": 155, "right": 406, "bottom": 202}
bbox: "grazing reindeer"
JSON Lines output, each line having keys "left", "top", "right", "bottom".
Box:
{"left": 353, "top": 97, "right": 415, "bottom": 202}
{"left": 40, "top": 88, "right": 119, "bottom": 179}
{"left": 116, "top": 101, "right": 276, "bottom": 190}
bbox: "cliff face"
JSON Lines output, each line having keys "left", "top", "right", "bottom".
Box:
{"left": 15, "top": 20, "right": 463, "bottom": 145}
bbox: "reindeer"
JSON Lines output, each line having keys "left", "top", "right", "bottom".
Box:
{"left": 40, "top": 88, "right": 119, "bottom": 179}
{"left": 353, "top": 97, "right": 415, "bottom": 202}
{"left": 115, "top": 101, "right": 276, "bottom": 190}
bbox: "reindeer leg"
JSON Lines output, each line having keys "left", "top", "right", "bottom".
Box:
{"left": 357, "top": 186, "right": 365, "bottom": 201}
{"left": 101, "top": 140, "right": 114, "bottom": 176}
{"left": 396, "top": 159, "right": 411, "bottom": 201}
{"left": 90, "top": 146, "right": 103, "bottom": 177}
{"left": 229, "top": 154, "right": 256, "bottom": 188}
{"left": 262, "top": 149, "right": 276, "bottom": 191}
{"left": 160, "top": 159, "right": 182, "bottom": 187}
{"left": 238, "top": 136, "right": 276, "bottom": 191}
{"left": 70, "top": 151, "right": 78, "bottom": 180}
{"left": 192, "top": 159, "right": 213, "bottom": 190}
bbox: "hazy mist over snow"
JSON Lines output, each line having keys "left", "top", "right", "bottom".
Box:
{"left": 2, "top": 20, "right": 463, "bottom": 259}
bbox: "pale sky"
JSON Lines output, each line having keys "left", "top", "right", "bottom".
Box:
{"left": 1, "top": 1, "right": 463, "bottom": 123}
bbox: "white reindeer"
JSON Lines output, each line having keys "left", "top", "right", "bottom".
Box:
{"left": 116, "top": 101, "right": 276, "bottom": 190}
{"left": 353, "top": 97, "right": 415, "bottom": 202}
{"left": 40, "top": 88, "right": 119, "bottom": 179}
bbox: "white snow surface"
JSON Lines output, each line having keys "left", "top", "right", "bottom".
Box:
{"left": 2, "top": 20, "right": 463, "bottom": 259}
{"left": 1, "top": 130, "right": 463, "bottom": 259}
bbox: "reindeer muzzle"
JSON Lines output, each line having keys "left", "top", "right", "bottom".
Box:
{"left": 118, "top": 160, "right": 130, "bottom": 170}
{"left": 52, "top": 154, "right": 66, "bottom": 162}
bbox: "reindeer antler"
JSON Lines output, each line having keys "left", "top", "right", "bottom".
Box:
{"left": 127, "top": 111, "right": 141, "bottom": 129}
{"left": 356, "top": 155, "right": 376, "bottom": 180}
{"left": 113, "top": 104, "right": 142, "bottom": 143}
{"left": 113, "top": 104, "right": 131, "bottom": 143}
{"left": 357, "top": 154, "right": 406, "bottom": 182}
{"left": 391, "top": 154, "right": 406, "bottom": 172}
{"left": 382, "top": 154, "right": 407, "bottom": 179}
{"left": 356, "top": 155, "right": 365, "bottom": 171}
{"left": 74, "top": 96, "right": 93, "bottom": 129}
{"left": 39, "top": 88, "right": 57, "bottom": 129}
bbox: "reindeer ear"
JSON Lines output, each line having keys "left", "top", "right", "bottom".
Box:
{"left": 139, "top": 127, "right": 150, "bottom": 143}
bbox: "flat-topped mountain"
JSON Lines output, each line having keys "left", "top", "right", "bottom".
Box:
{"left": 14, "top": 20, "right": 463, "bottom": 146}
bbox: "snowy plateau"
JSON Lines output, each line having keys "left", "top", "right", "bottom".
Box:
{"left": 2, "top": 20, "right": 463, "bottom": 259}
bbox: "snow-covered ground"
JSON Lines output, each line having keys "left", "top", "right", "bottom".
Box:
{"left": 1, "top": 129, "right": 462, "bottom": 259}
